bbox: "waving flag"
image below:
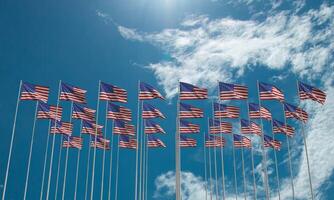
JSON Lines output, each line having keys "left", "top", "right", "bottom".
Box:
{"left": 298, "top": 81, "right": 326, "bottom": 104}
{"left": 272, "top": 119, "right": 294, "bottom": 137}
{"left": 233, "top": 134, "right": 251, "bottom": 148}
{"left": 145, "top": 119, "right": 165, "bottom": 134}
{"left": 213, "top": 103, "right": 240, "bottom": 118}
{"left": 72, "top": 103, "right": 95, "bottom": 121}
{"left": 119, "top": 135, "right": 137, "bottom": 149}
{"left": 81, "top": 120, "right": 103, "bottom": 135}
{"left": 147, "top": 135, "right": 166, "bottom": 148}
{"left": 179, "top": 119, "right": 200, "bottom": 134}
{"left": 219, "top": 82, "right": 248, "bottom": 100}
{"left": 62, "top": 136, "right": 83, "bottom": 149}
{"left": 90, "top": 135, "right": 110, "bottom": 150}
{"left": 179, "top": 103, "right": 203, "bottom": 118}
{"left": 264, "top": 135, "right": 282, "bottom": 151}
{"left": 142, "top": 103, "right": 166, "bottom": 119}
{"left": 205, "top": 135, "right": 225, "bottom": 147}
{"left": 240, "top": 119, "right": 262, "bottom": 135}
{"left": 179, "top": 82, "right": 208, "bottom": 100}
{"left": 249, "top": 103, "right": 272, "bottom": 120}
{"left": 20, "top": 82, "right": 49, "bottom": 103}
{"left": 180, "top": 136, "right": 197, "bottom": 147}
{"left": 60, "top": 82, "right": 86, "bottom": 104}
{"left": 209, "top": 119, "right": 232, "bottom": 134}
{"left": 99, "top": 82, "right": 127, "bottom": 103}
{"left": 139, "top": 82, "right": 164, "bottom": 100}
{"left": 107, "top": 102, "right": 132, "bottom": 121}
{"left": 259, "top": 82, "right": 284, "bottom": 101}
{"left": 113, "top": 120, "right": 135, "bottom": 136}
{"left": 37, "top": 101, "right": 62, "bottom": 120}
{"left": 283, "top": 102, "right": 308, "bottom": 122}
{"left": 50, "top": 120, "right": 73, "bottom": 135}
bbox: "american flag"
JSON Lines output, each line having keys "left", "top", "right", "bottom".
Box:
{"left": 179, "top": 103, "right": 203, "bottom": 118}
{"left": 248, "top": 103, "right": 272, "bottom": 120}
{"left": 205, "top": 135, "right": 225, "bottom": 147}
{"left": 99, "top": 82, "right": 127, "bottom": 103}
{"left": 142, "top": 103, "right": 166, "bottom": 119}
{"left": 233, "top": 134, "right": 251, "bottom": 148}
{"left": 119, "top": 135, "right": 137, "bottom": 149}
{"left": 283, "top": 102, "right": 308, "bottom": 122}
{"left": 213, "top": 103, "right": 240, "bottom": 118}
{"left": 259, "top": 82, "right": 284, "bottom": 101}
{"left": 179, "top": 82, "right": 208, "bottom": 100}
{"left": 219, "top": 82, "right": 248, "bottom": 100}
{"left": 145, "top": 119, "right": 166, "bottom": 134}
{"left": 264, "top": 135, "right": 282, "bottom": 151}
{"left": 298, "top": 81, "right": 326, "bottom": 105}
{"left": 209, "top": 118, "right": 232, "bottom": 134}
{"left": 179, "top": 136, "right": 197, "bottom": 147}
{"left": 62, "top": 136, "right": 83, "bottom": 149}
{"left": 20, "top": 82, "right": 49, "bottom": 103}
{"left": 147, "top": 135, "right": 166, "bottom": 148}
{"left": 139, "top": 82, "right": 165, "bottom": 100}
{"left": 179, "top": 119, "right": 200, "bottom": 134}
{"left": 113, "top": 120, "right": 136, "bottom": 136}
{"left": 72, "top": 103, "right": 95, "bottom": 121}
{"left": 90, "top": 135, "right": 110, "bottom": 150}
{"left": 107, "top": 102, "right": 132, "bottom": 121}
{"left": 50, "top": 120, "right": 73, "bottom": 135}
{"left": 59, "top": 82, "right": 86, "bottom": 104}
{"left": 81, "top": 120, "right": 103, "bottom": 135}
{"left": 37, "top": 101, "right": 62, "bottom": 120}
{"left": 272, "top": 119, "right": 294, "bottom": 137}
{"left": 240, "top": 119, "right": 262, "bottom": 135}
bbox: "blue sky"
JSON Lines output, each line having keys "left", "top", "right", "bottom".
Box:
{"left": 0, "top": 0, "right": 333, "bottom": 199}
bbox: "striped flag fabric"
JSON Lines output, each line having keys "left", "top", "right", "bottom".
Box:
{"left": 179, "top": 136, "right": 197, "bottom": 147}
{"left": 81, "top": 120, "right": 103, "bottom": 135}
{"left": 37, "top": 101, "right": 62, "bottom": 120}
{"left": 90, "top": 135, "right": 110, "bottom": 150}
{"left": 139, "top": 82, "right": 164, "bottom": 100}
{"left": 119, "top": 135, "right": 137, "bottom": 149}
{"left": 205, "top": 135, "right": 225, "bottom": 147}
{"left": 179, "top": 103, "right": 203, "bottom": 118}
{"left": 62, "top": 136, "right": 83, "bottom": 149}
{"left": 272, "top": 119, "right": 294, "bottom": 137}
{"left": 50, "top": 120, "right": 73, "bottom": 135}
{"left": 60, "top": 82, "right": 86, "bottom": 104}
{"left": 20, "top": 82, "right": 49, "bottom": 103}
{"left": 248, "top": 103, "right": 272, "bottom": 120}
{"left": 259, "top": 82, "right": 284, "bottom": 101}
{"left": 72, "top": 103, "right": 95, "bottom": 121}
{"left": 147, "top": 135, "right": 166, "bottom": 148}
{"left": 209, "top": 118, "right": 232, "bottom": 134}
{"left": 179, "top": 119, "right": 200, "bottom": 134}
{"left": 99, "top": 82, "right": 127, "bottom": 103}
{"left": 179, "top": 82, "right": 208, "bottom": 100}
{"left": 113, "top": 120, "right": 136, "bottom": 136}
{"left": 283, "top": 102, "right": 308, "bottom": 122}
{"left": 107, "top": 102, "right": 132, "bottom": 121}
{"left": 142, "top": 103, "right": 166, "bottom": 119}
{"left": 240, "top": 119, "right": 262, "bottom": 135}
{"left": 219, "top": 82, "right": 248, "bottom": 100}
{"left": 233, "top": 134, "right": 251, "bottom": 148}
{"left": 298, "top": 81, "right": 326, "bottom": 104}
{"left": 213, "top": 103, "right": 240, "bottom": 118}
{"left": 264, "top": 135, "right": 282, "bottom": 151}
{"left": 145, "top": 119, "right": 166, "bottom": 134}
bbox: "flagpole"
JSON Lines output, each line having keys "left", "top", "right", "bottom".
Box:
{"left": 134, "top": 80, "right": 141, "bottom": 200}
{"left": 23, "top": 101, "right": 39, "bottom": 200}
{"left": 74, "top": 120, "right": 83, "bottom": 200}
{"left": 141, "top": 120, "right": 147, "bottom": 200}
{"left": 256, "top": 80, "right": 270, "bottom": 200}
{"left": 45, "top": 80, "right": 62, "bottom": 200}
{"left": 100, "top": 102, "right": 109, "bottom": 200}
{"left": 139, "top": 118, "right": 144, "bottom": 200}
{"left": 142, "top": 132, "right": 148, "bottom": 200}
{"left": 211, "top": 101, "right": 219, "bottom": 200}
{"left": 84, "top": 133, "right": 92, "bottom": 200}
{"left": 2, "top": 80, "right": 22, "bottom": 200}
{"left": 175, "top": 81, "right": 181, "bottom": 200}
{"left": 296, "top": 80, "right": 314, "bottom": 200}
{"left": 231, "top": 133, "right": 239, "bottom": 200}
{"left": 241, "top": 146, "right": 247, "bottom": 200}
{"left": 204, "top": 132, "right": 208, "bottom": 200}
{"left": 108, "top": 119, "right": 115, "bottom": 200}
{"left": 145, "top": 134, "right": 149, "bottom": 200}
{"left": 208, "top": 131, "right": 213, "bottom": 200}
{"left": 270, "top": 121, "right": 281, "bottom": 200}
{"left": 114, "top": 135, "right": 121, "bottom": 200}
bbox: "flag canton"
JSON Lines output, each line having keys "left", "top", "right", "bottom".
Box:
{"left": 21, "top": 82, "right": 50, "bottom": 102}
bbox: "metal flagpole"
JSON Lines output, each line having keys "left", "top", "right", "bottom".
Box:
{"left": 232, "top": 135, "right": 238, "bottom": 200}
{"left": 175, "top": 82, "right": 181, "bottom": 200}
{"left": 296, "top": 80, "right": 314, "bottom": 200}
{"left": 141, "top": 120, "right": 147, "bottom": 200}
{"left": 241, "top": 146, "right": 247, "bottom": 200}
{"left": 74, "top": 120, "right": 83, "bottom": 200}
{"left": 107, "top": 119, "right": 115, "bottom": 200}
{"left": 114, "top": 135, "right": 121, "bottom": 200}
{"left": 211, "top": 101, "right": 219, "bottom": 200}
{"left": 256, "top": 80, "right": 270, "bottom": 200}
{"left": 145, "top": 135, "right": 149, "bottom": 200}
{"left": 134, "top": 80, "right": 141, "bottom": 200}
{"left": 208, "top": 132, "right": 213, "bottom": 200}
{"left": 204, "top": 132, "right": 208, "bottom": 200}
{"left": 100, "top": 102, "right": 109, "bottom": 200}
{"left": 270, "top": 121, "right": 281, "bottom": 200}
{"left": 84, "top": 134, "right": 92, "bottom": 200}
{"left": 2, "top": 80, "right": 22, "bottom": 200}
{"left": 54, "top": 127, "right": 64, "bottom": 199}
{"left": 23, "top": 101, "right": 39, "bottom": 200}
{"left": 139, "top": 118, "right": 144, "bottom": 200}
